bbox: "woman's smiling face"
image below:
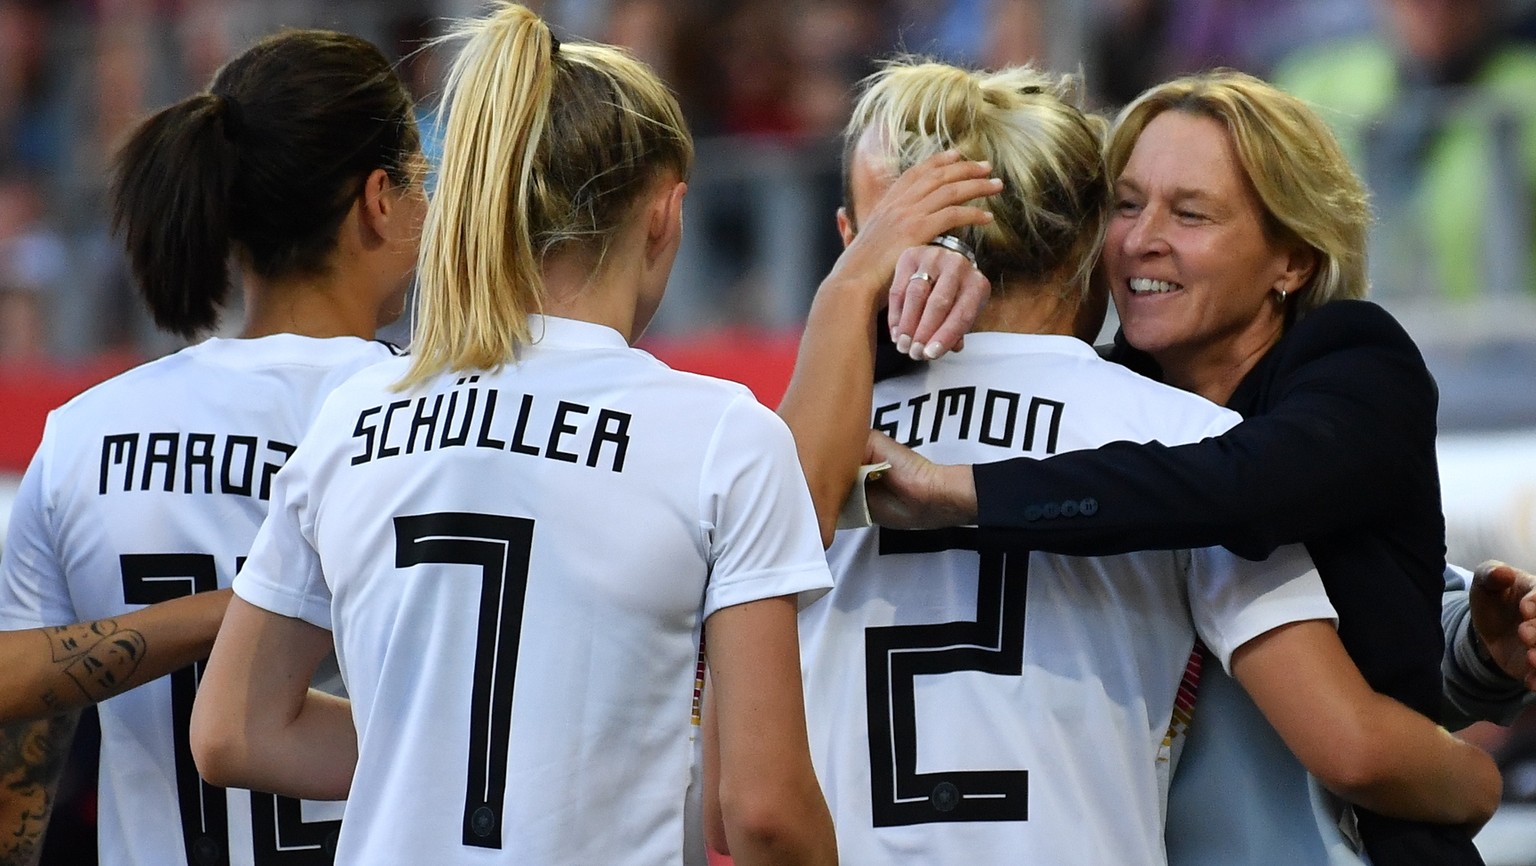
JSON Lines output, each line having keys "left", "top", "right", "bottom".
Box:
{"left": 1103, "top": 109, "right": 1306, "bottom": 399}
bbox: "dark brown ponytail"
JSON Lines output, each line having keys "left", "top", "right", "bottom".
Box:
{"left": 110, "top": 29, "right": 420, "bottom": 338}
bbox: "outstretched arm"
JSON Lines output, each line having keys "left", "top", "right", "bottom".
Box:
{"left": 778, "top": 151, "right": 995, "bottom": 545}
{"left": 864, "top": 429, "right": 979, "bottom": 530}
{"left": 1232, "top": 619, "right": 1500, "bottom": 831}
{"left": 0, "top": 589, "right": 230, "bottom": 724}
{"left": 190, "top": 595, "right": 354, "bottom": 800}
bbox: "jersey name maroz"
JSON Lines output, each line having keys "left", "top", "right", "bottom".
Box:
{"left": 345, "top": 377, "right": 631, "bottom": 472}
{"left": 233, "top": 315, "right": 831, "bottom": 866}
{"left": 96, "top": 431, "right": 296, "bottom": 499}
{"left": 799, "top": 332, "right": 1336, "bottom": 866}
{"left": 0, "top": 335, "right": 398, "bottom": 866}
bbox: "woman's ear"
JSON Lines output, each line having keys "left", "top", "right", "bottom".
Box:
{"left": 645, "top": 179, "right": 687, "bottom": 267}
{"left": 1278, "top": 243, "right": 1318, "bottom": 296}
{"left": 836, "top": 207, "right": 856, "bottom": 248}
{"left": 358, "top": 168, "right": 397, "bottom": 243}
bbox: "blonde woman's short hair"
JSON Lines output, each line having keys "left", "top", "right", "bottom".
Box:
{"left": 842, "top": 59, "right": 1108, "bottom": 301}
{"left": 1106, "top": 69, "right": 1370, "bottom": 314}
{"left": 400, "top": 1, "right": 692, "bottom": 390}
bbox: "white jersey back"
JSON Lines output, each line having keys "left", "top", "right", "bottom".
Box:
{"left": 233, "top": 316, "right": 832, "bottom": 866}
{"left": 0, "top": 334, "right": 398, "bottom": 866}
{"left": 800, "top": 333, "right": 1336, "bottom": 866}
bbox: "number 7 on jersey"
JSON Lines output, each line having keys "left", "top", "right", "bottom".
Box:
{"left": 393, "top": 512, "right": 533, "bottom": 850}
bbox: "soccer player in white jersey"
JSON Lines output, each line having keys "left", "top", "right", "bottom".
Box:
{"left": 189, "top": 6, "right": 835, "bottom": 866}
{"left": 773, "top": 59, "right": 1502, "bottom": 865}
{"left": 0, "top": 30, "right": 425, "bottom": 866}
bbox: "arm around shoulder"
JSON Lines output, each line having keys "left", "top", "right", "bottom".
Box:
{"left": 970, "top": 306, "right": 1439, "bottom": 558}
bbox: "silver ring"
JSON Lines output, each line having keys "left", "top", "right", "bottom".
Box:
{"left": 908, "top": 271, "right": 933, "bottom": 283}
{"left": 929, "top": 234, "right": 979, "bottom": 267}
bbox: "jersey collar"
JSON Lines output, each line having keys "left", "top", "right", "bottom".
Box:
{"left": 527, "top": 315, "right": 631, "bottom": 351}
{"left": 949, "top": 331, "right": 1101, "bottom": 360}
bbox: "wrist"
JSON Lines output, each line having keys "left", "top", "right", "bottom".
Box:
{"left": 937, "top": 463, "right": 979, "bottom": 524}
{"left": 1467, "top": 618, "right": 1503, "bottom": 676}
{"left": 1457, "top": 610, "right": 1523, "bottom": 689}
{"left": 815, "top": 268, "right": 888, "bottom": 317}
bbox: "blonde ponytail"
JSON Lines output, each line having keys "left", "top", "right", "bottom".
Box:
{"left": 400, "top": 1, "right": 692, "bottom": 391}
{"left": 403, "top": 4, "right": 554, "bottom": 389}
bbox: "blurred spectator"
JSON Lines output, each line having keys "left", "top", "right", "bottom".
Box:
{"left": 604, "top": 0, "right": 673, "bottom": 79}
{"left": 0, "top": 171, "right": 65, "bottom": 360}
{"left": 0, "top": 0, "right": 67, "bottom": 176}
{"left": 790, "top": 0, "right": 887, "bottom": 137}
{"left": 1274, "top": 0, "right": 1536, "bottom": 300}
{"left": 718, "top": 1, "right": 802, "bottom": 137}
{"left": 1088, "top": 0, "right": 1371, "bottom": 107}
{"left": 644, "top": 0, "right": 890, "bottom": 335}
{"left": 891, "top": 0, "right": 1057, "bottom": 70}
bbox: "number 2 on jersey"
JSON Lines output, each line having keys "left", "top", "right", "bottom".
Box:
{"left": 864, "top": 528, "right": 1030, "bottom": 826}
{"left": 120, "top": 554, "right": 340, "bottom": 866}
{"left": 394, "top": 512, "right": 533, "bottom": 851}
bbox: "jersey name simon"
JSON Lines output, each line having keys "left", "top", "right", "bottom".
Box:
{"left": 873, "top": 387, "right": 1065, "bottom": 454}
{"left": 348, "top": 377, "right": 634, "bottom": 473}
{"left": 97, "top": 432, "right": 296, "bottom": 501}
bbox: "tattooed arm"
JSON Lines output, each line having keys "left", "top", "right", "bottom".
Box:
{"left": 0, "top": 713, "right": 79, "bottom": 866}
{"left": 0, "top": 589, "right": 231, "bottom": 724}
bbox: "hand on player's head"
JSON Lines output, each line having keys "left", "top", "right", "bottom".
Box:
{"left": 832, "top": 149, "right": 996, "bottom": 303}
{"left": 888, "top": 243, "right": 989, "bottom": 361}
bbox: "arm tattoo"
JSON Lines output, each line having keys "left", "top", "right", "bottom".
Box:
{"left": 0, "top": 713, "right": 80, "bottom": 866}
{"left": 44, "top": 619, "right": 147, "bottom": 704}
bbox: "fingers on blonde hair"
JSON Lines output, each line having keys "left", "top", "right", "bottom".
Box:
{"left": 844, "top": 59, "right": 1109, "bottom": 300}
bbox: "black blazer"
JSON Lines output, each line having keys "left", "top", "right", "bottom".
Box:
{"left": 969, "top": 300, "right": 1472, "bottom": 865}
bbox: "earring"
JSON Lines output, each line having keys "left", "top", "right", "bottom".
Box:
{"left": 1273, "top": 288, "right": 1288, "bottom": 303}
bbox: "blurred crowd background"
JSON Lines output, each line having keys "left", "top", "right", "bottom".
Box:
{"left": 3, "top": 0, "right": 1536, "bottom": 361}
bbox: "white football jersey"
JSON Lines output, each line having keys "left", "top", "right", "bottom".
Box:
{"left": 800, "top": 333, "right": 1336, "bottom": 866}
{"left": 233, "top": 315, "right": 832, "bottom": 866}
{"left": 0, "top": 334, "right": 398, "bottom": 866}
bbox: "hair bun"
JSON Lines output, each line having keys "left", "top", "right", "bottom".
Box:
{"left": 217, "top": 93, "right": 245, "bottom": 142}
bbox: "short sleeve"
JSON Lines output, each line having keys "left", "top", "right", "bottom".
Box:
{"left": 1187, "top": 542, "right": 1338, "bottom": 673}
{"left": 0, "top": 417, "right": 76, "bottom": 628}
{"left": 699, "top": 396, "right": 833, "bottom": 620}
{"left": 231, "top": 445, "right": 332, "bottom": 630}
